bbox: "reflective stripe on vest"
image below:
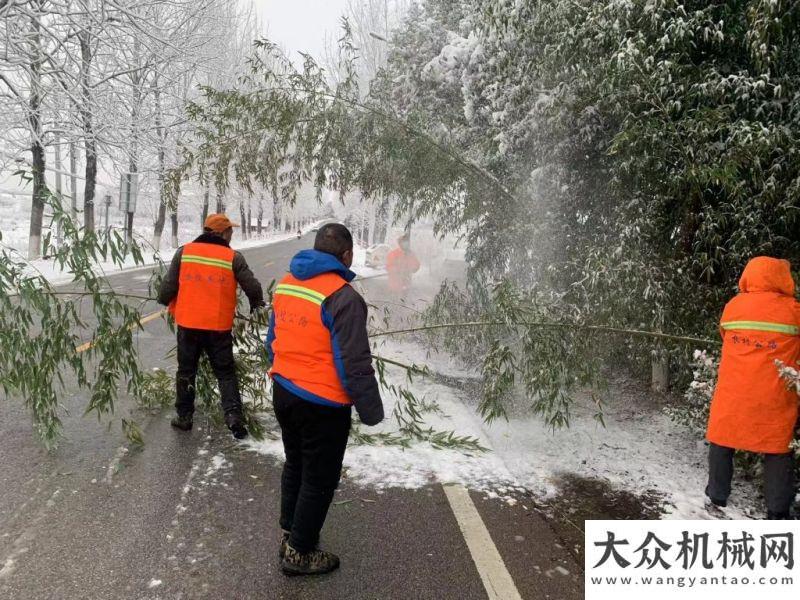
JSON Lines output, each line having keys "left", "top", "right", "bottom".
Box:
{"left": 181, "top": 255, "right": 233, "bottom": 270}
{"left": 173, "top": 242, "right": 237, "bottom": 331}
{"left": 274, "top": 283, "right": 326, "bottom": 305}
{"left": 269, "top": 272, "right": 351, "bottom": 406}
{"left": 721, "top": 320, "right": 799, "bottom": 336}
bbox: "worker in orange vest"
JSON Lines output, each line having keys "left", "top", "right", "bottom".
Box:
{"left": 266, "top": 223, "right": 383, "bottom": 576}
{"left": 386, "top": 233, "right": 420, "bottom": 294}
{"left": 158, "top": 214, "right": 265, "bottom": 439}
{"left": 705, "top": 256, "right": 800, "bottom": 519}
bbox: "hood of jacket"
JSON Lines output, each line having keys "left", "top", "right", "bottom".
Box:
{"left": 739, "top": 256, "right": 796, "bottom": 296}
{"left": 289, "top": 249, "right": 356, "bottom": 282}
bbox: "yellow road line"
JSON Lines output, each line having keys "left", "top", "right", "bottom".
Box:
{"left": 75, "top": 308, "right": 167, "bottom": 354}
{"left": 264, "top": 261, "right": 275, "bottom": 267}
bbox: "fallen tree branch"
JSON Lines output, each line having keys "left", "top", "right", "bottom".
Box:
{"left": 369, "top": 320, "right": 720, "bottom": 347}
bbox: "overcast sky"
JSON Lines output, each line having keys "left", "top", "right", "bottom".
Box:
{"left": 255, "top": 0, "right": 351, "bottom": 64}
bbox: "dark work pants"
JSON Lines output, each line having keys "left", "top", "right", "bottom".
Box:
{"left": 273, "top": 380, "right": 351, "bottom": 553}
{"left": 175, "top": 326, "right": 242, "bottom": 418}
{"left": 707, "top": 442, "right": 795, "bottom": 516}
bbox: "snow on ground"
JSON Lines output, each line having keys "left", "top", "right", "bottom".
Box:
{"left": 243, "top": 238, "right": 765, "bottom": 520}
{"left": 246, "top": 336, "right": 764, "bottom": 520}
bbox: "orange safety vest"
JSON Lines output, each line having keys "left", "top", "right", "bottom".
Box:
{"left": 172, "top": 242, "right": 238, "bottom": 331}
{"left": 269, "top": 272, "right": 351, "bottom": 406}
{"left": 706, "top": 257, "right": 800, "bottom": 454}
{"left": 386, "top": 247, "right": 420, "bottom": 293}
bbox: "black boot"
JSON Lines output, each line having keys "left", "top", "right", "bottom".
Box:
{"left": 704, "top": 487, "right": 727, "bottom": 508}
{"left": 281, "top": 544, "right": 340, "bottom": 576}
{"left": 767, "top": 511, "right": 792, "bottom": 520}
{"left": 170, "top": 414, "right": 193, "bottom": 431}
{"left": 225, "top": 412, "right": 248, "bottom": 440}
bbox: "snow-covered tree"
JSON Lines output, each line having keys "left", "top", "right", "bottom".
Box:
{"left": 173, "top": 1, "right": 799, "bottom": 427}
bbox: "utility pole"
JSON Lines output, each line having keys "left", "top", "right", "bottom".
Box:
{"left": 119, "top": 173, "right": 137, "bottom": 245}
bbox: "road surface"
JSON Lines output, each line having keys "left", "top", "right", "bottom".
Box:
{"left": 0, "top": 233, "right": 583, "bottom": 599}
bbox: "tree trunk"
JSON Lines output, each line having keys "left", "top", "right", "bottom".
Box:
{"left": 27, "top": 8, "right": 45, "bottom": 260}
{"left": 367, "top": 199, "right": 377, "bottom": 246}
{"left": 170, "top": 174, "right": 181, "bottom": 248}
{"left": 170, "top": 211, "right": 179, "bottom": 248}
{"left": 126, "top": 157, "right": 138, "bottom": 246}
{"left": 153, "top": 192, "right": 167, "bottom": 250}
{"left": 54, "top": 132, "right": 63, "bottom": 247}
{"left": 358, "top": 210, "right": 367, "bottom": 246}
{"left": 28, "top": 124, "right": 46, "bottom": 260}
{"left": 272, "top": 193, "right": 280, "bottom": 232}
{"left": 257, "top": 199, "right": 263, "bottom": 236}
{"left": 239, "top": 200, "right": 247, "bottom": 240}
{"left": 216, "top": 188, "right": 224, "bottom": 213}
{"left": 69, "top": 139, "right": 78, "bottom": 221}
{"left": 247, "top": 199, "right": 252, "bottom": 239}
{"left": 79, "top": 29, "right": 96, "bottom": 233}
{"left": 375, "top": 197, "right": 388, "bottom": 243}
{"left": 151, "top": 85, "right": 167, "bottom": 251}
{"left": 651, "top": 346, "right": 670, "bottom": 393}
{"left": 124, "top": 36, "right": 143, "bottom": 246}
{"left": 201, "top": 185, "right": 210, "bottom": 228}
{"left": 383, "top": 196, "right": 396, "bottom": 243}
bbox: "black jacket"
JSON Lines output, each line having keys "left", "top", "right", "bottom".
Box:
{"left": 157, "top": 233, "right": 265, "bottom": 313}
{"left": 324, "top": 284, "right": 384, "bottom": 426}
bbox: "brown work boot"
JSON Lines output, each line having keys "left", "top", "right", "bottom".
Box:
{"left": 279, "top": 530, "right": 290, "bottom": 560}
{"left": 281, "top": 544, "right": 340, "bottom": 576}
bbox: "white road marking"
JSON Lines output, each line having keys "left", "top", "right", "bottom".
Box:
{"left": 443, "top": 484, "right": 524, "bottom": 600}
{"left": 103, "top": 446, "right": 130, "bottom": 484}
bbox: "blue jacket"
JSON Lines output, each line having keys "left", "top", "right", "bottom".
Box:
{"left": 266, "top": 250, "right": 384, "bottom": 425}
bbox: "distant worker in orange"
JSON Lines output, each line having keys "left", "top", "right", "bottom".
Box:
{"left": 705, "top": 256, "right": 800, "bottom": 519}
{"left": 386, "top": 233, "right": 420, "bottom": 294}
{"left": 158, "top": 214, "right": 266, "bottom": 440}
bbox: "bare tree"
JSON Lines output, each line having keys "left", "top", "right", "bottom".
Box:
{"left": 27, "top": 0, "right": 47, "bottom": 259}
{"left": 0, "top": 0, "right": 265, "bottom": 257}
